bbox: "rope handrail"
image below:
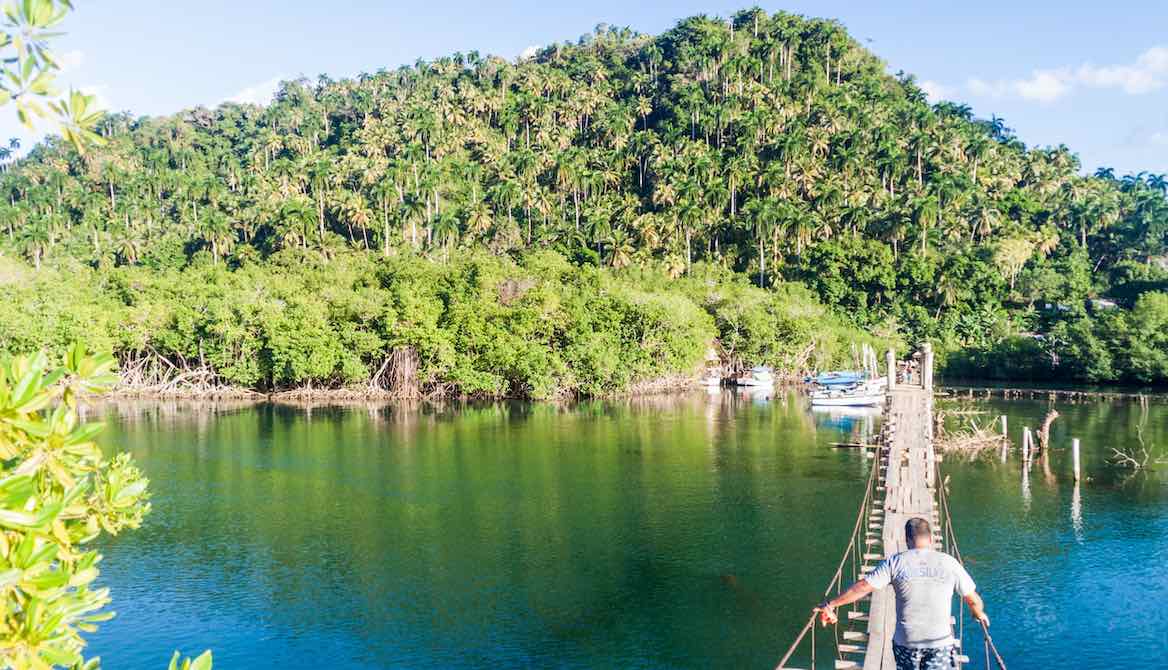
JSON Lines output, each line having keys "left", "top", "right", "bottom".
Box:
{"left": 936, "top": 458, "right": 1007, "bottom": 670}
{"left": 773, "top": 425, "right": 882, "bottom": 669}
{"left": 980, "top": 620, "right": 1009, "bottom": 670}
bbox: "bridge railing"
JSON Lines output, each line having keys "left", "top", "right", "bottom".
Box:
{"left": 773, "top": 420, "right": 885, "bottom": 669}
{"left": 935, "top": 457, "right": 1009, "bottom": 670}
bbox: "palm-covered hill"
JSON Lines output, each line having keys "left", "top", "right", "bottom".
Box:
{"left": 1, "top": 8, "right": 1167, "bottom": 390}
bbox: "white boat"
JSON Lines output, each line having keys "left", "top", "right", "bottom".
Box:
{"left": 736, "top": 365, "right": 775, "bottom": 387}
{"left": 810, "top": 391, "right": 883, "bottom": 407}
{"left": 810, "top": 379, "right": 886, "bottom": 406}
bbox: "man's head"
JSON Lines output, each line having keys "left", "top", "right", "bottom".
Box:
{"left": 905, "top": 517, "right": 933, "bottom": 549}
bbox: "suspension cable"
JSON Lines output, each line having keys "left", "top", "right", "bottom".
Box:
{"left": 980, "top": 620, "right": 1008, "bottom": 670}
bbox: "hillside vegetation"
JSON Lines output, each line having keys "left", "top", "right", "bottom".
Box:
{"left": 1, "top": 8, "right": 1166, "bottom": 389}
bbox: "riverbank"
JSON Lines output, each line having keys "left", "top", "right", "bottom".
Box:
{"left": 100, "top": 377, "right": 1168, "bottom": 405}
{"left": 104, "top": 372, "right": 786, "bottom": 402}
{"left": 940, "top": 384, "right": 1168, "bottom": 403}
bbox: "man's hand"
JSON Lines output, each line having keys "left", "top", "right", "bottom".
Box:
{"left": 964, "top": 591, "right": 989, "bottom": 628}
{"left": 813, "top": 600, "right": 838, "bottom": 626}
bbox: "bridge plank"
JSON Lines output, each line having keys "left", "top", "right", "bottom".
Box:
{"left": 861, "top": 386, "right": 940, "bottom": 670}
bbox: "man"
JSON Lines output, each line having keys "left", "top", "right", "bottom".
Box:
{"left": 813, "top": 517, "right": 989, "bottom": 670}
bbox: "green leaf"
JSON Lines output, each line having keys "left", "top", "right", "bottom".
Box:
{"left": 64, "top": 421, "right": 105, "bottom": 446}
{"left": 6, "top": 416, "right": 51, "bottom": 438}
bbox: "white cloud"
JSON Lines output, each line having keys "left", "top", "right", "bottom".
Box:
{"left": 969, "top": 69, "right": 1072, "bottom": 102}
{"left": 919, "top": 80, "right": 955, "bottom": 102}
{"left": 518, "top": 45, "right": 541, "bottom": 61}
{"left": 225, "top": 75, "right": 284, "bottom": 106}
{"left": 1014, "top": 70, "right": 1073, "bottom": 102}
{"left": 1076, "top": 46, "right": 1168, "bottom": 94}
{"left": 967, "top": 45, "right": 1168, "bottom": 103}
{"left": 1152, "top": 131, "right": 1168, "bottom": 146}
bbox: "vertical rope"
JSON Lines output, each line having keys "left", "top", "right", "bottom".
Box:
{"left": 810, "top": 619, "right": 815, "bottom": 669}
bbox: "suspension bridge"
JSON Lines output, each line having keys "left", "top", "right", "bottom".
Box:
{"left": 775, "top": 345, "right": 1007, "bottom": 670}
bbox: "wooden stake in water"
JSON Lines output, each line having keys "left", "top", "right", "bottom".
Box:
{"left": 1022, "top": 427, "right": 1031, "bottom": 466}
{"left": 1072, "top": 438, "right": 1081, "bottom": 481}
{"left": 999, "top": 415, "right": 1009, "bottom": 463}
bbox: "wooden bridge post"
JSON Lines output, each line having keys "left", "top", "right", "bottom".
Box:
{"left": 886, "top": 349, "right": 896, "bottom": 390}
{"left": 921, "top": 342, "right": 934, "bottom": 390}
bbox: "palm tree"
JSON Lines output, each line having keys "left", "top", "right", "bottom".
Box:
{"left": 17, "top": 221, "right": 50, "bottom": 269}
{"left": 370, "top": 179, "right": 397, "bottom": 255}
{"left": 278, "top": 198, "right": 316, "bottom": 249}
{"left": 432, "top": 210, "right": 460, "bottom": 261}
{"left": 199, "top": 210, "right": 235, "bottom": 263}
{"left": 307, "top": 158, "right": 332, "bottom": 243}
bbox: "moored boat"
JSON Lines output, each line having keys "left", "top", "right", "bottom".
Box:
{"left": 810, "top": 378, "right": 885, "bottom": 406}
{"left": 736, "top": 365, "right": 775, "bottom": 387}
{"left": 813, "top": 370, "right": 864, "bottom": 387}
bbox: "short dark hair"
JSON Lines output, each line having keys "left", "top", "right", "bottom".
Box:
{"left": 905, "top": 517, "right": 931, "bottom": 544}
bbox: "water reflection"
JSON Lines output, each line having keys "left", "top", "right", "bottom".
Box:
{"left": 85, "top": 391, "right": 1167, "bottom": 669}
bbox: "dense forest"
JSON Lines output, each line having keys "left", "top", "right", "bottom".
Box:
{"left": 1, "top": 8, "right": 1166, "bottom": 393}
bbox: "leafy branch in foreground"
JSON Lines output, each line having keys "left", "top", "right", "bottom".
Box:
{"left": 167, "top": 651, "right": 211, "bottom": 670}
{"left": 0, "top": 344, "right": 207, "bottom": 669}
{"left": 0, "top": 0, "right": 103, "bottom": 150}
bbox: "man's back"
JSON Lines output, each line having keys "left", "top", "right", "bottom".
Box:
{"left": 864, "top": 548, "right": 976, "bottom": 648}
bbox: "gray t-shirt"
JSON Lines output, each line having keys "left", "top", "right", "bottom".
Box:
{"left": 863, "top": 548, "right": 976, "bottom": 648}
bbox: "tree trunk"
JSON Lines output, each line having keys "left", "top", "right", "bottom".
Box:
{"left": 317, "top": 194, "right": 325, "bottom": 241}
{"left": 685, "top": 227, "right": 692, "bottom": 273}
{"left": 758, "top": 234, "right": 765, "bottom": 286}
{"left": 382, "top": 203, "right": 390, "bottom": 256}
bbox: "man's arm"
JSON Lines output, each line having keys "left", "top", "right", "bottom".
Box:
{"left": 813, "top": 579, "right": 875, "bottom": 625}
{"left": 963, "top": 591, "right": 990, "bottom": 626}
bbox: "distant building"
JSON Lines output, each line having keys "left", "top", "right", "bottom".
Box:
{"left": 1088, "top": 298, "right": 1119, "bottom": 311}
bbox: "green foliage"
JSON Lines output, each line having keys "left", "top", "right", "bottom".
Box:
{"left": 0, "top": 345, "right": 151, "bottom": 669}
{"left": 0, "top": 251, "right": 884, "bottom": 397}
{"left": 944, "top": 292, "right": 1168, "bottom": 385}
{"left": 0, "top": 7, "right": 1164, "bottom": 385}
{"left": 792, "top": 236, "right": 895, "bottom": 325}
{"left": 1126, "top": 292, "right": 1168, "bottom": 382}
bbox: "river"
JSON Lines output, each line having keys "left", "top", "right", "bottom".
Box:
{"left": 88, "top": 390, "right": 1167, "bottom": 668}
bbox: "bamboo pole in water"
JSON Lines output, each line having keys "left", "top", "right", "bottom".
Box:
{"left": 999, "top": 415, "right": 1009, "bottom": 463}
{"left": 1072, "top": 438, "right": 1081, "bottom": 481}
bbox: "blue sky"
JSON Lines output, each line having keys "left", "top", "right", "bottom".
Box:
{"left": 6, "top": 0, "right": 1167, "bottom": 175}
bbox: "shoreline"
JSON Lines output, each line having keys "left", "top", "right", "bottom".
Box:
{"left": 98, "top": 380, "right": 1168, "bottom": 405}
{"left": 939, "top": 384, "right": 1166, "bottom": 403}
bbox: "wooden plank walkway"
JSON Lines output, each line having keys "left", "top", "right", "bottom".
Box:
{"left": 860, "top": 386, "right": 939, "bottom": 670}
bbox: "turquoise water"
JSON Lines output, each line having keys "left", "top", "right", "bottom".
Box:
{"left": 87, "top": 391, "right": 1166, "bottom": 668}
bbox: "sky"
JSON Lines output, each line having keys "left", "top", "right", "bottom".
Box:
{"left": 5, "top": 0, "right": 1167, "bottom": 175}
